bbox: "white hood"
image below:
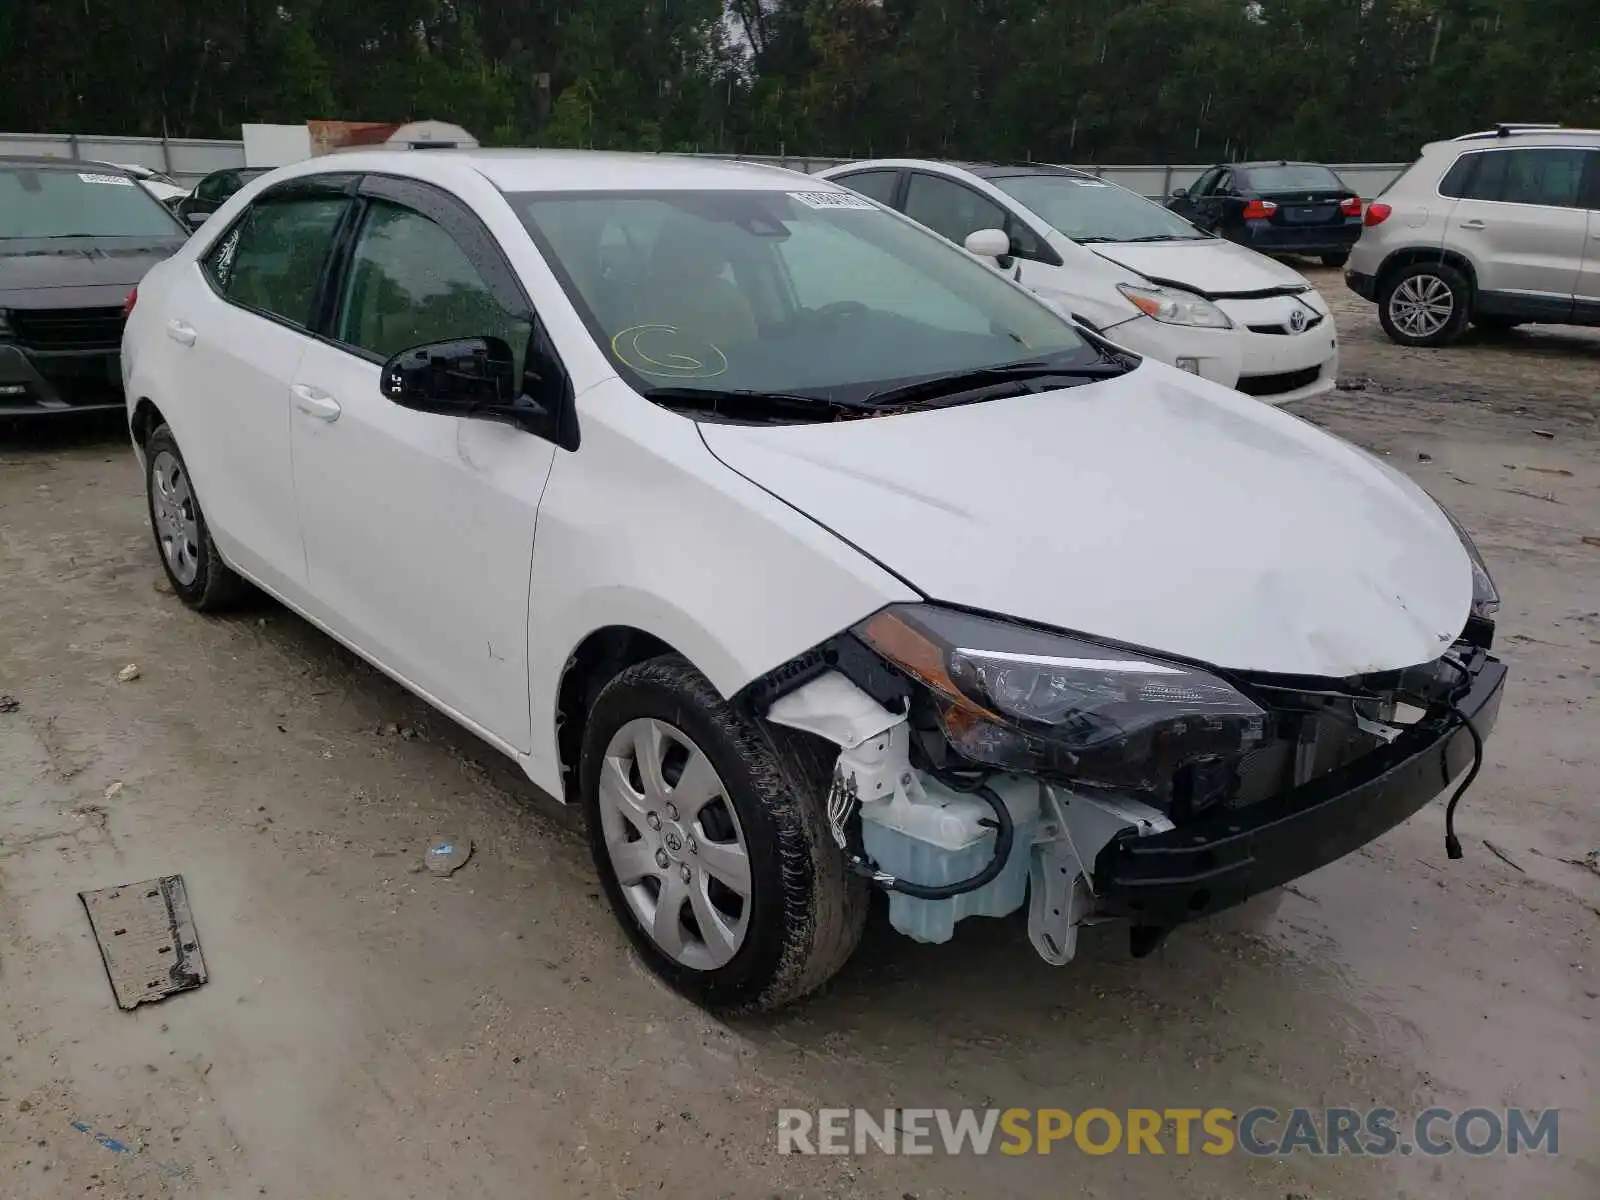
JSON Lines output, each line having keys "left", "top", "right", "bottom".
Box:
{"left": 701, "top": 365, "right": 1472, "bottom": 677}
{"left": 1089, "top": 238, "right": 1309, "bottom": 296}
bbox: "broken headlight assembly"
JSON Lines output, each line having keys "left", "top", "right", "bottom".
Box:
{"left": 853, "top": 604, "right": 1266, "bottom": 795}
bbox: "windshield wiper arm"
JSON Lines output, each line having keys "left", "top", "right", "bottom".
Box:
{"left": 863, "top": 358, "right": 1128, "bottom": 407}
{"left": 640, "top": 386, "right": 882, "bottom": 422}
{"left": 1116, "top": 234, "right": 1194, "bottom": 242}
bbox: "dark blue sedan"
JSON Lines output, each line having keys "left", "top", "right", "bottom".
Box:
{"left": 1165, "top": 161, "right": 1364, "bottom": 267}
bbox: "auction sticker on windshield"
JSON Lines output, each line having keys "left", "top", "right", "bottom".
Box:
{"left": 78, "top": 172, "right": 135, "bottom": 186}
{"left": 788, "top": 191, "right": 877, "bottom": 210}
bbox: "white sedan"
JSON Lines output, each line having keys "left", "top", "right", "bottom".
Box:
{"left": 122, "top": 149, "right": 1504, "bottom": 1012}
{"left": 818, "top": 159, "right": 1340, "bottom": 403}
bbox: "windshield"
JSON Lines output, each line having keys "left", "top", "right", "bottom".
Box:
{"left": 1240, "top": 164, "right": 1345, "bottom": 192}
{"left": 991, "top": 174, "right": 1207, "bottom": 243}
{"left": 513, "top": 188, "right": 1101, "bottom": 404}
{"left": 0, "top": 167, "right": 182, "bottom": 238}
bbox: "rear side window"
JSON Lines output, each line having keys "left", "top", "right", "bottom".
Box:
{"left": 335, "top": 200, "right": 531, "bottom": 372}
{"left": 833, "top": 170, "right": 899, "bottom": 206}
{"left": 203, "top": 195, "right": 348, "bottom": 326}
{"left": 1443, "top": 148, "right": 1588, "bottom": 208}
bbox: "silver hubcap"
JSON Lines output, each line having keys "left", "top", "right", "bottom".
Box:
{"left": 149, "top": 450, "right": 201, "bottom": 586}
{"left": 599, "top": 718, "right": 751, "bottom": 970}
{"left": 1390, "top": 274, "right": 1454, "bottom": 338}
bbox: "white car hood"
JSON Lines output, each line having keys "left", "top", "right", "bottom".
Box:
{"left": 1089, "top": 238, "right": 1308, "bottom": 295}
{"left": 700, "top": 366, "right": 1472, "bottom": 677}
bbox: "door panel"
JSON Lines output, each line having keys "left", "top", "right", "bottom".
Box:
{"left": 171, "top": 189, "right": 352, "bottom": 594}
{"left": 1580, "top": 209, "right": 1600, "bottom": 319}
{"left": 1446, "top": 147, "right": 1587, "bottom": 301}
{"left": 291, "top": 194, "right": 555, "bottom": 751}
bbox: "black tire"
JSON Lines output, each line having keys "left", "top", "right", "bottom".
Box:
{"left": 1471, "top": 315, "right": 1525, "bottom": 333}
{"left": 1320, "top": 251, "right": 1350, "bottom": 269}
{"left": 1377, "top": 261, "right": 1471, "bottom": 348}
{"left": 143, "top": 423, "right": 249, "bottom": 611}
{"left": 581, "top": 654, "right": 868, "bottom": 1013}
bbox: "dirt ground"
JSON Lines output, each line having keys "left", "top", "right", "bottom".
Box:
{"left": 2, "top": 266, "right": 1597, "bottom": 1199}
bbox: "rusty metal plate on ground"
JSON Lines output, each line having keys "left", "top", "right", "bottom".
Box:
{"left": 79, "top": 875, "right": 207, "bottom": 1010}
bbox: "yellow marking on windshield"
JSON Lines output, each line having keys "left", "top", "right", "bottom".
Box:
{"left": 612, "top": 325, "right": 729, "bottom": 379}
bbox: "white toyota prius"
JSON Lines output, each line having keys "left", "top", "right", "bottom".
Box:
{"left": 122, "top": 150, "right": 1505, "bottom": 1013}
{"left": 818, "top": 159, "right": 1340, "bottom": 404}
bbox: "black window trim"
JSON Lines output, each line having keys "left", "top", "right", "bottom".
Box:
{"left": 196, "top": 173, "right": 362, "bottom": 334}
{"left": 903, "top": 168, "right": 1063, "bottom": 267}
{"left": 1435, "top": 145, "right": 1596, "bottom": 210}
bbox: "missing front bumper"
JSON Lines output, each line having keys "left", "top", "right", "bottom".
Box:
{"left": 1091, "top": 654, "right": 1506, "bottom": 929}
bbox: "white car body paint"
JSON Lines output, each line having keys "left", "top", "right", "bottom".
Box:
{"left": 699, "top": 361, "right": 1471, "bottom": 678}
{"left": 818, "top": 159, "right": 1339, "bottom": 404}
{"left": 123, "top": 149, "right": 1469, "bottom": 812}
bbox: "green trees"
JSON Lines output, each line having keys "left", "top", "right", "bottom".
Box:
{"left": 1, "top": 0, "right": 1594, "bottom": 162}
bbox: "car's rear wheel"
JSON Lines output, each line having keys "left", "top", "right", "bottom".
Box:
{"left": 581, "top": 654, "right": 867, "bottom": 1013}
{"left": 144, "top": 424, "right": 249, "bottom": 611}
{"left": 1378, "top": 262, "right": 1470, "bottom": 347}
{"left": 1320, "top": 251, "right": 1350, "bottom": 268}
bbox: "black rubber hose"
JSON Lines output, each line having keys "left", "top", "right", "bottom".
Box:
{"left": 1440, "top": 657, "right": 1485, "bottom": 861}
{"left": 871, "top": 781, "right": 1015, "bottom": 901}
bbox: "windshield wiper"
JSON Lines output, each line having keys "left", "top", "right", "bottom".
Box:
{"left": 640, "top": 386, "right": 883, "bottom": 423}
{"left": 1115, "top": 234, "right": 1200, "bottom": 243}
{"left": 863, "top": 357, "right": 1129, "bottom": 407}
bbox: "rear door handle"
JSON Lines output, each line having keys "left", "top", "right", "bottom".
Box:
{"left": 165, "top": 320, "right": 197, "bottom": 346}
{"left": 291, "top": 384, "right": 342, "bottom": 422}
{"left": 1459, "top": 219, "right": 1487, "bottom": 230}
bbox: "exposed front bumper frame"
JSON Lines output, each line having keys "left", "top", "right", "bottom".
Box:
{"left": 1091, "top": 653, "right": 1507, "bottom": 928}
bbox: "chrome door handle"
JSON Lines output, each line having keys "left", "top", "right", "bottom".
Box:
{"left": 1459, "top": 219, "right": 1487, "bottom": 230}
{"left": 291, "top": 384, "right": 342, "bottom": 422}
{"left": 165, "top": 320, "right": 197, "bottom": 346}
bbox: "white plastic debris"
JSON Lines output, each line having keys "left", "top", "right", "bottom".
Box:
{"left": 116, "top": 664, "right": 141, "bottom": 682}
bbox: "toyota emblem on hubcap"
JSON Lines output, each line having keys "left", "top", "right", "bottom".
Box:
{"left": 664, "top": 830, "right": 683, "bottom": 853}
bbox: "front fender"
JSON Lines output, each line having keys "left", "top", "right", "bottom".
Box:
{"left": 522, "top": 388, "right": 917, "bottom": 794}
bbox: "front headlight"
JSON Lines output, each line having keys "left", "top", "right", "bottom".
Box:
{"left": 854, "top": 604, "right": 1265, "bottom": 795}
{"left": 1116, "top": 282, "right": 1233, "bottom": 329}
{"left": 1439, "top": 506, "right": 1499, "bottom": 619}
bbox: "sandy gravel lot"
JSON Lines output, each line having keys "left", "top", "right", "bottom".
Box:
{"left": 2, "top": 267, "right": 1596, "bottom": 1198}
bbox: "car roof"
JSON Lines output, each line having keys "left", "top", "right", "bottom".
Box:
{"left": 822, "top": 157, "right": 1098, "bottom": 182}
{"left": 1228, "top": 161, "right": 1340, "bottom": 170}
{"left": 0, "top": 155, "right": 134, "bottom": 175}
{"left": 279, "top": 149, "right": 827, "bottom": 193}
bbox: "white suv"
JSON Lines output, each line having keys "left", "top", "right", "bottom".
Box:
{"left": 1346, "top": 125, "right": 1600, "bottom": 346}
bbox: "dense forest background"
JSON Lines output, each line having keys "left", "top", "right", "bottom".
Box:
{"left": 3, "top": 0, "right": 1598, "bottom": 163}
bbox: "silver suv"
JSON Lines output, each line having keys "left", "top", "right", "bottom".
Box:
{"left": 1345, "top": 124, "right": 1600, "bottom": 346}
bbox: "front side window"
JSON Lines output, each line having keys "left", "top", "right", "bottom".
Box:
{"left": 993, "top": 174, "right": 1208, "bottom": 243}
{"left": 902, "top": 173, "right": 1009, "bottom": 246}
{"left": 0, "top": 166, "right": 183, "bottom": 239}
{"left": 203, "top": 195, "right": 348, "bottom": 326}
{"left": 515, "top": 188, "right": 1094, "bottom": 403}
{"left": 335, "top": 200, "right": 531, "bottom": 372}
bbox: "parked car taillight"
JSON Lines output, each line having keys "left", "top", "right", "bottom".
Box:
{"left": 1241, "top": 199, "right": 1278, "bottom": 220}
{"left": 122, "top": 286, "right": 138, "bottom": 319}
{"left": 1340, "top": 197, "right": 1363, "bottom": 217}
{"left": 1363, "top": 203, "right": 1392, "bottom": 228}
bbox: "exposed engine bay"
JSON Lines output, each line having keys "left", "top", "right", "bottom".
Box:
{"left": 754, "top": 603, "right": 1505, "bottom": 966}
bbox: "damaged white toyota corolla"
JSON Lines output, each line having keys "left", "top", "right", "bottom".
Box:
{"left": 122, "top": 150, "right": 1506, "bottom": 1012}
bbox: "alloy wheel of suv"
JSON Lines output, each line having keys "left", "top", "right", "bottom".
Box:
{"left": 1378, "top": 262, "right": 1471, "bottom": 347}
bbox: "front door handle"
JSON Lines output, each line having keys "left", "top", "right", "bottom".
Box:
{"left": 1459, "top": 219, "right": 1487, "bottom": 230}
{"left": 291, "top": 384, "right": 342, "bottom": 422}
{"left": 165, "top": 320, "right": 197, "bottom": 346}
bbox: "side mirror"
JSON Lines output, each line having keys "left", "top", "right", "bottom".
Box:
{"left": 184, "top": 211, "right": 211, "bottom": 230}
{"left": 381, "top": 332, "right": 579, "bottom": 450}
{"left": 1170, "top": 187, "right": 1188, "bottom": 200}
{"left": 964, "top": 228, "right": 1011, "bottom": 260}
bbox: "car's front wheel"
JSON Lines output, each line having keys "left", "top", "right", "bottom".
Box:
{"left": 1377, "top": 262, "right": 1471, "bottom": 347}
{"left": 581, "top": 654, "right": 867, "bottom": 1012}
{"left": 144, "top": 424, "right": 248, "bottom": 611}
